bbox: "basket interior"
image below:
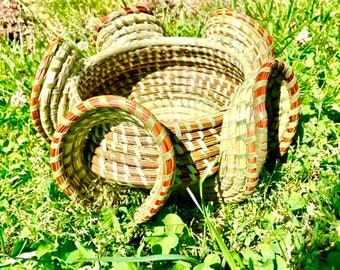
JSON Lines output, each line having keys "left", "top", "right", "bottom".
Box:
{"left": 76, "top": 40, "right": 245, "bottom": 131}
{"left": 73, "top": 39, "right": 246, "bottom": 187}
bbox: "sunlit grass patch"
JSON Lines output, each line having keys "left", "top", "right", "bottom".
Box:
{"left": 0, "top": 0, "right": 339, "bottom": 269}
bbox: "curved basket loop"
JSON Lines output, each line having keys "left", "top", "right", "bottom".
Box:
{"left": 218, "top": 58, "right": 300, "bottom": 203}
{"left": 257, "top": 59, "right": 300, "bottom": 158}
{"left": 30, "top": 38, "right": 62, "bottom": 142}
{"left": 30, "top": 38, "right": 84, "bottom": 141}
{"left": 202, "top": 8, "right": 275, "bottom": 72}
{"left": 94, "top": 6, "right": 164, "bottom": 51}
{"left": 50, "top": 95, "right": 176, "bottom": 224}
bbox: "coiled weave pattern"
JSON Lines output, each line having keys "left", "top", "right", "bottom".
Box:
{"left": 30, "top": 6, "right": 300, "bottom": 223}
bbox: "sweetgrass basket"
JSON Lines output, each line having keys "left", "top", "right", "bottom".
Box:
{"left": 30, "top": 6, "right": 300, "bottom": 223}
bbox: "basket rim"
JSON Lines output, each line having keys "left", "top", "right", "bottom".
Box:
{"left": 95, "top": 5, "right": 154, "bottom": 39}
{"left": 72, "top": 36, "right": 246, "bottom": 136}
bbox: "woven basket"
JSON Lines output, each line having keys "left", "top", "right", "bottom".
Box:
{"left": 30, "top": 6, "right": 300, "bottom": 223}
{"left": 69, "top": 36, "right": 244, "bottom": 188}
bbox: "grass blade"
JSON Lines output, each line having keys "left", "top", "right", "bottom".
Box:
{"left": 81, "top": 254, "right": 201, "bottom": 264}
{"left": 187, "top": 156, "right": 240, "bottom": 270}
{"left": 0, "top": 227, "right": 6, "bottom": 255}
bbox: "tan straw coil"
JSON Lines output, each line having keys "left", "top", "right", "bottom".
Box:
{"left": 30, "top": 38, "right": 83, "bottom": 141}
{"left": 217, "top": 58, "right": 299, "bottom": 203}
{"left": 30, "top": 6, "right": 300, "bottom": 223}
{"left": 50, "top": 95, "right": 176, "bottom": 223}
{"left": 202, "top": 8, "right": 275, "bottom": 71}
{"left": 94, "top": 6, "right": 164, "bottom": 51}
{"left": 30, "top": 38, "right": 63, "bottom": 142}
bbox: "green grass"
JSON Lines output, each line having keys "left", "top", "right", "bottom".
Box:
{"left": 1, "top": 0, "right": 339, "bottom": 269}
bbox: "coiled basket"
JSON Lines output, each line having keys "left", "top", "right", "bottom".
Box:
{"left": 30, "top": 6, "right": 300, "bottom": 223}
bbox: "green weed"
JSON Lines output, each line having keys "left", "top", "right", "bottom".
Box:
{"left": 1, "top": 0, "right": 339, "bottom": 269}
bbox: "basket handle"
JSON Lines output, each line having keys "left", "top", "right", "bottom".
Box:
{"left": 218, "top": 58, "right": 300, "bottom": 203}
{"left": 254, "top": 58, "right": 300, "bottom": 159}
{"left": 94, "top": 6, "right": 164, "bottom": 52}
{"left": 202, "top": 8, "right": 275, "bottom": 70}
{"left": 50, "top": 95, "right": 176, "bottom": 224}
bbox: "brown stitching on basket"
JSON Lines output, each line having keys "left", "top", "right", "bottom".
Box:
{"left": 155, "top": 199, "right": 164, "bottom": 206}
{"left": 66, "top": 112, "right": 80, "bottom": 121}
{"left": 150, "top": 208, "right": 157, "bottom": 214}
{"left": 57, "top": 124, "right": 70, "bottom": 134}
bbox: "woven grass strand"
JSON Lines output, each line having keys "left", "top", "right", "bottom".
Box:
{"left": 39, "top": 42, "right": 73, "bottom": 140}
{"left": 50, "top": 95, "right": 176, "bottom": 224}
{"left": 30, "top": 38, "right": 84, "bottom": 141}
